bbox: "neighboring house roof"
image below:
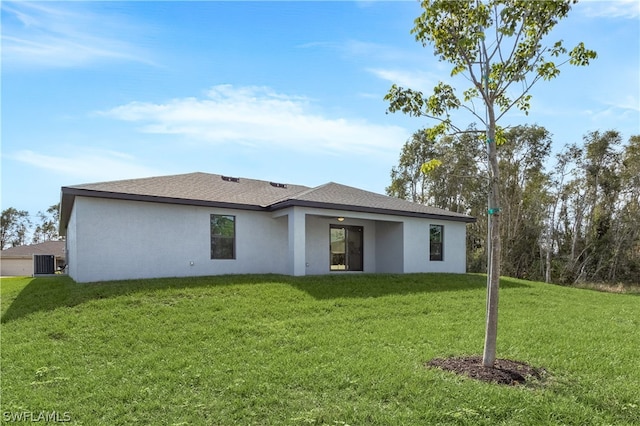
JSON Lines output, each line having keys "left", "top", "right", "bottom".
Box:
{"left": 1, "top": 240, "right": 65, "bottom": 259}
{"left": 60, "top": 172, "right": 475, "bottom": 235}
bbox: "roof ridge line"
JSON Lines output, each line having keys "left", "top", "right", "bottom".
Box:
{"left": 286, "top": 182, "right": 333, "bottom": 200}
{"left": 264, "top": 184, "right": 320, "bottom": 207}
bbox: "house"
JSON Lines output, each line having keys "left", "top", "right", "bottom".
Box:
{"left": 59, "top": 172, "right": 475, "bottom": 283}
{"left": 0, "top": 240, "right": 66, "bottom": 276}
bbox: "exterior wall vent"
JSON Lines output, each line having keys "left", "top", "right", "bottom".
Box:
{"left": 270, "top": 182, "right": 287, "bottom": 189}
{"left": 221, "top": 176, "right": 240, "bottom": 183}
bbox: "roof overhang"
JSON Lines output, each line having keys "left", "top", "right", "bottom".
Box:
{"left": 59, "top": 185, "right": 477, "bottom": 235}
{"left": 268, "top": 199, "right": 477, "bottom": 223}
{"left": 58, "top": 187, "right": 266, "bottom": 236}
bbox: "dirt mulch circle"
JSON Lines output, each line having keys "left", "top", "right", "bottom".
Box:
{"left": 426, "top": 356, "right": 546, "bottom": 386}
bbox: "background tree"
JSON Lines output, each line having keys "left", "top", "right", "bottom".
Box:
{"left": 498, "top": 125, "right": 552, "bottom": 280}
{"left": 542, "top": 144, "right": 581, "bottom": 283}
{"left": 387, "top": 128, "right": 488, "bottom": 271}
{"left": 385, "top": 0, "right": 596, "bottom": 366}
{"left": 32, "top": 203, "right": 62, "bottom": 244}
{"left": 387, "top": 130, "right": 442, "bottom": 205}
{"left": 388, "top": 124, "right": 554, "bottom": 280}
{"left": 614, "top": 136, "right": 640, "bottom": 281}
{"left": 1, "top": 208, "right": 32, "bottom": 249}
{"left": 551, "top": 132, "right": 639, "bottom": 284}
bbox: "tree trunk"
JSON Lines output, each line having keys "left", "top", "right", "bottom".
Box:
{"left": 482, "top": 114, "right": 501, "bottom": 368}
{"left": 545, "top": 195, "right": 559, "bottom": 283}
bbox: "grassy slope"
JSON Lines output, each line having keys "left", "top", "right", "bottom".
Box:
{"left": 1, "top": 274, "right": 639, "bottom": 425}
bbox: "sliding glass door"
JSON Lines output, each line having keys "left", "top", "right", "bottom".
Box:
{"left": 330, "top": 225, "right": 363, "bottom": 271}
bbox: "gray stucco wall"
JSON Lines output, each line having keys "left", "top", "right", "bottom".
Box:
{"left": 69, "top": 197, "right": 289, "bottom": 282}
{"left": 67, "top": 197, "right": 469, "bottom": 282}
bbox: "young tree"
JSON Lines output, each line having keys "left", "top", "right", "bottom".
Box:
{"left": 385, "top": 0, "right": 596, "bottom": 366}
{"left": 1, "top": 208, "right": 32, "bottom": 249}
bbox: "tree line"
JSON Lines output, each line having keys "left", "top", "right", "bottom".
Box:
{"left": 387, "top": 126, "right": 639, "bottom": 285}
{"left": 1, "top": 203, "right": 61, "bottom": 250}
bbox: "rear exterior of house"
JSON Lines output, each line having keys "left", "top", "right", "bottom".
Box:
{"left": 60, "top": 173, "right": 474, "bottom": 283}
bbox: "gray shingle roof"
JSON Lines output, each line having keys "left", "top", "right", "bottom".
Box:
{"left": 1, "top": 240, "right": 65, "bottom": 258}
{"left": 272, "top": 182, "right": 474, "bottom": 220}
{"left": 60, "top": 172, "right": 475, "bottom": 234}
{"left": 63, "top": 172, "right": 311, "bottom": 208}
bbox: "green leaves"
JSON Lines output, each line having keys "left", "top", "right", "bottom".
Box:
{"left": 412, "top": 0, "right": 489, "bottom": 66}
{"left": 387, "top": 0, "right": 596, "bottom": 128}
{"left": 515, "top": 94, "right": 532, "bottom": 115}
{"left": 569, "top": 42, "right": 597, "bottom": 66}
{"left": 421, "top": 159, "right": 443, "bottom": 174}
{"left": 385, "top": 85, "right": 425, "bottom": 117}
{"left": 385, "top": 82, "right": 460, "bottom": 124}
{"left": 463, "top": 87, "right": 480, "bottom": 103}
{"left": 536, "top": 61, "right": 560, "bottom": 80}
{"left": 428, "top": 82, "right": 461, "bottom": 116}
{"left": 493, "top": 126, "right": 507, "bottom": 146}
{"left": 424, "top": 122, "right": 451, "bottom": 141}
{"left": 549, "top": 40, "right": 567, "bottom": 57}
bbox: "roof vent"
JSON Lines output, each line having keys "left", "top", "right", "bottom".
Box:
{"left": 270, "top": 182, "right": 287, "bottom": 189}
{"left": 221, "top": 175, "right": 240, "bottom": 183}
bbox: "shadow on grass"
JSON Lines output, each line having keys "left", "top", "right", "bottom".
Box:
{"left": 1, "top": 274, "right": 275, "bottom": 324}
{"left": 1, "top": 273, "right": 530, "bottom": 323}
{"left": 290, "top": 273, "right": 529, "bottom": 299}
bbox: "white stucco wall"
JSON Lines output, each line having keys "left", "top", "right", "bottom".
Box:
{"left": 69, "top": 197, "right": 289, "bottom": 282}
{"left": 67, "top": 197, "right": 469, "bottom": 282}
{"left": 0, "top": 258, "right": 33, "bottom": 276}
{"left": 402, "top": 217, "right": 467, "bottom": 273}
{"left": 375, "top": 221, "right": 404, "bottom": 273}
{"left": 66, "top": 206, "right": 78, "bottom": 281}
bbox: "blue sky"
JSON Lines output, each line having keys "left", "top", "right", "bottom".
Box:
{"left": 2, "top": 1, "right": 639, "bottom": 215}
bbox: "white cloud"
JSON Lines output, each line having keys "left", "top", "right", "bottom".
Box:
{"left": 577, "top": 0, "right": 640, "bottom": 19}
{"left": 1, "top": 1, "right": 153, "bottom": 69}
{"left": 583, "top": 103, "right": 640, "bottom": 132}
{"left": 11, "top": 149, "right": 162, "bottom": 183}
{"left": 604, "top": 95, "right": 640, "bottom": 114}
{"left": 368, "top": 68, "right": 437, "bottom": 92}
{"left": 100, "top": 85, "right": 410, "bottom": 156}
{"left": 298, "top": 39, "right": 423, "bottom": 64}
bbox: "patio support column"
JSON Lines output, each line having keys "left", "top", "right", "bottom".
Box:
{"left": 288, "top": 208, "right": 306, "bottom": 276}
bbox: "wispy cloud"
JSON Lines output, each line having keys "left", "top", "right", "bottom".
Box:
{"left": 583, "top": 101, "right": 640, "bottom": 133}
{"left": 298, "top": 39, "right": 421, "bottom": 64}
{"left": 603, "top": 93, "right": 640, "bottom": 113}
{"left": 1, "top": 1, "right": 154, "bottom": 69}
{"left": 368, "top": 68, "right": 437, "bottom": 92}
{"left": 11, "top": 149, "right": 162, "bottom": 183}
{"left": 577, "top": 0, "right": 640, "bottom": 19}
{"left": 100, "top": 84, "right": 409, "bottom": 156}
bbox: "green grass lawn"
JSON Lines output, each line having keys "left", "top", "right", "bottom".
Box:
{"left": 1, "top": 274, "right": 639, "bottom": 425}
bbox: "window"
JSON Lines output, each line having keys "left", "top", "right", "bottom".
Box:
{"left": 211, "top": 215, "right": 235, "bottom": 259}
{"left": 430, "top": 224, "right": 444, "bottom": 261}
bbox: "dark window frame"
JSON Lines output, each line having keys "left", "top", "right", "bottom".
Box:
{"left": 429, "top": 224, "right": 444, "bottom": 261}
{"left": 210, "top": 214, "right": 236, "bottom": 260}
